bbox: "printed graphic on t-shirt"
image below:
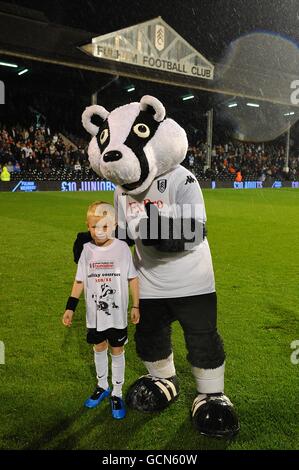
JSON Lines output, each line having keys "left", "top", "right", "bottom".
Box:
{"left": 92, "top": 283, "right": 119, "bottom": 316}
{"left": 88, "top": 258, "right": 122, "bottom": 322}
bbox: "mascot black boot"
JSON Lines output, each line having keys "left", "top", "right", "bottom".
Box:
{"left": 80, "top": 95, "right": 239, "bottom": 438}
{"left": 126, "top": 354, "right": 179, "bottom": 412}
{"left": 191, "top": 364, "right": 239, "bottom": 438}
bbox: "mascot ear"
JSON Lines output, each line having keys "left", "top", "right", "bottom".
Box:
{"left": 140, "top": 95, "right": 166, "bottom": 122}
{"left": 82, "top": 105, "right": 109, "bottom": 136}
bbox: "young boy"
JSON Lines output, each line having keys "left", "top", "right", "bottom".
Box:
{"left": 62, "top": 201, "right": 139, "bottom": 419}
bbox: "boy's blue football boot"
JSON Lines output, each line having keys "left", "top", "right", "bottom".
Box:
{"left": 84, "top": 386, "right": 110, "bottom": 408}
{"left": 110, "top": 395, "right": 126, "bottom": 419}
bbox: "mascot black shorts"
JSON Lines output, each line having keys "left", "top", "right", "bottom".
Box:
{"left": 135, "top": 292, "right": 225, "bottom": 369}
{"left": 87, "top": 327, "right": 128, "bottom": 347}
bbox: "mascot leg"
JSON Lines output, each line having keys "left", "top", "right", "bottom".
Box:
{"left": 144, "top": 353, "right": 176, "bottom": 378}
{"left": 178, "top": 293, "right": 239, "bottom": 438}
{"left": 191, "top": 364, "right": 239, "bottom": 438}
{"left": 192, "top": 363, "right": 224, "bottom": 394}
{"left": 126, "top": 301, "right": 179, "bottom": 412}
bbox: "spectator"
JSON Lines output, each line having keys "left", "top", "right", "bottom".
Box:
{"left": 1, "top": 166, "right": 11, "bottom": 181}
{"left": 6, "top": 161, "right": 14, "bottom": 173}
{"left": 74, "top": 160, "right": 82, "bottom": 171}
{"left": 14, "top": 162, "right": 21, "bottom": 173}
{"left": 235, "top": 171, "right": 242, "bottom": 182}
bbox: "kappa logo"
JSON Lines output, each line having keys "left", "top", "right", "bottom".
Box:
{"left": 157, "top": 179, "right": 167, "bottom": 193}
{"left": 185, "top": 175, "right": 196, "bottom": 185}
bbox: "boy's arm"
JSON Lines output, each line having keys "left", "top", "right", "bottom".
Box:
{"left": 62, "top": 280, "right": 84, "bottom": 327}
{"left": 129, "top": 277, "right": 140, "bottom": 324}
{"left": 70, "top": 280, "right": 84, "bottom": 299}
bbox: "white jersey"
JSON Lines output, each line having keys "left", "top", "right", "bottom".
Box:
{"left": 114, "top": 166, "right": 215, "bottom": 299}
{"left": 76, "top": 239, "right": 137, "bottom": 331}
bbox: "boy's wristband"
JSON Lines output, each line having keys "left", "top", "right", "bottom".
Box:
{"left": 66, "top": 296, "right": 79, "bottom": 312}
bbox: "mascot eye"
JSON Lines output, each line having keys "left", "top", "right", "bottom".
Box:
{"left": 99, "top": 128, "right": 109, "bottom": 145}
{"left": 133, "top": 123, "right": 150, "bottom": 138}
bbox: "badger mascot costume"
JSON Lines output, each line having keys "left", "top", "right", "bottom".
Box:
{"left": 75, "top": 95, "right": 239, "bottom": 438}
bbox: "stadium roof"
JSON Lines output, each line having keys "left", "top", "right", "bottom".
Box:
{"left": 1, "top": 1, "right": 299, "bottom": 140}
{"left": 0, "top": 3, "right": 216, "bottom": 94}
{"left": 0, "top": 2, "right": 100, "bottom": 71}
{"left": 5, "top": 0, "right": 299, "bottom": 61}
{"left": 1, "top": 1, "right": 299, "bottom": 106}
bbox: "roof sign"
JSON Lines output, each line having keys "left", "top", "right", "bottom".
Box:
{"left": 80, "top": 17, "right": 214, "bottom": 80}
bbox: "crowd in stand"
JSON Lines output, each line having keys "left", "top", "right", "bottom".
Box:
{"left": 1, "top": 124, "right": 299, "bottom": 182}
{"left": 0, "top": 124, "right": 90, "bottom": 181}
{"left": 183, "top": 141, "right": 299, "bottom": 181}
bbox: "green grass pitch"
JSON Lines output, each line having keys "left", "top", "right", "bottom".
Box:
{"left": 0, "top": 189, "right": 298, "bottom": 450}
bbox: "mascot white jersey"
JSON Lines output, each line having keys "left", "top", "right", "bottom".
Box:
{"left": 78, "top": 95, "right": 239, "bottom": 438}
{"left": 114, "top": 167, "right": 215, "bottom": 299}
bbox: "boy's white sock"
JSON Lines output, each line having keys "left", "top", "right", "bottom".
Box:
{"left": 94, "top": 348, "right": 109, "bottom": 390}
{"left": 111, "top": 352, "right": 125, "bottom": 398}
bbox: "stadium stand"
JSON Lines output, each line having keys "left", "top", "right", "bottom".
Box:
{"left": 182, "top": 141, "right": 299, "bottom": 182}
{"left": 1, "top": 124, "right": 298, "bottom": 182}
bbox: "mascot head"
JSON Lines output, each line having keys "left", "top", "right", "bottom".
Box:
{"left": 82, "top": 95, "right": 188, "bottom": 195}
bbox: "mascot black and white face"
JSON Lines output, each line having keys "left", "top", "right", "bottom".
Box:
{"left": 82, "top": 95, "right": 188, "bottom": 195}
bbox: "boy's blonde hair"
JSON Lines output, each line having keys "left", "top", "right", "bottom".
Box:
{"left": 86, "top": 201, "right": 115, "bottom": 221}
{"left": 87, "top": 201, "right": 106, "bottom": 218}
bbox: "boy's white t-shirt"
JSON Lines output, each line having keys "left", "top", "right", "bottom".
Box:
{"left": 76, "top": 239, "right": 137, "bottom": 331}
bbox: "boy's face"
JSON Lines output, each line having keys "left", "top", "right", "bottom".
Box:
{"left": 87, "top": 209, "right": 116, "bottom": 246}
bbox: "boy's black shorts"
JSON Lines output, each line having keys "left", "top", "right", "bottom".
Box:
{"left": 86, "top": 327, "right": 128, "bottom": 347}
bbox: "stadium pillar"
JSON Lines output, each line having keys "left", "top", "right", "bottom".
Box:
{"left": 91, "top": 75, "right": 119, "bottom": 105}
{"left": 284, "top": 125, "right": 290, "bottom": 173}
{"left": 205, "top": 108, "right": 213, "bottom": 169}
{"left": 91, "top": 91, "right": 98, "bottom": 105}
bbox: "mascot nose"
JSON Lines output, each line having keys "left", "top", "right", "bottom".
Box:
{"left": 103, "top": 151, "right": 122, "bottom": 163}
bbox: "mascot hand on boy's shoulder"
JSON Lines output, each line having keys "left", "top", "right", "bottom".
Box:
{"left": 73, "top": 95, "right": 239, "bottom": 439}
{"left": 73, "top": 231, "right": 92, "bottom": 263}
